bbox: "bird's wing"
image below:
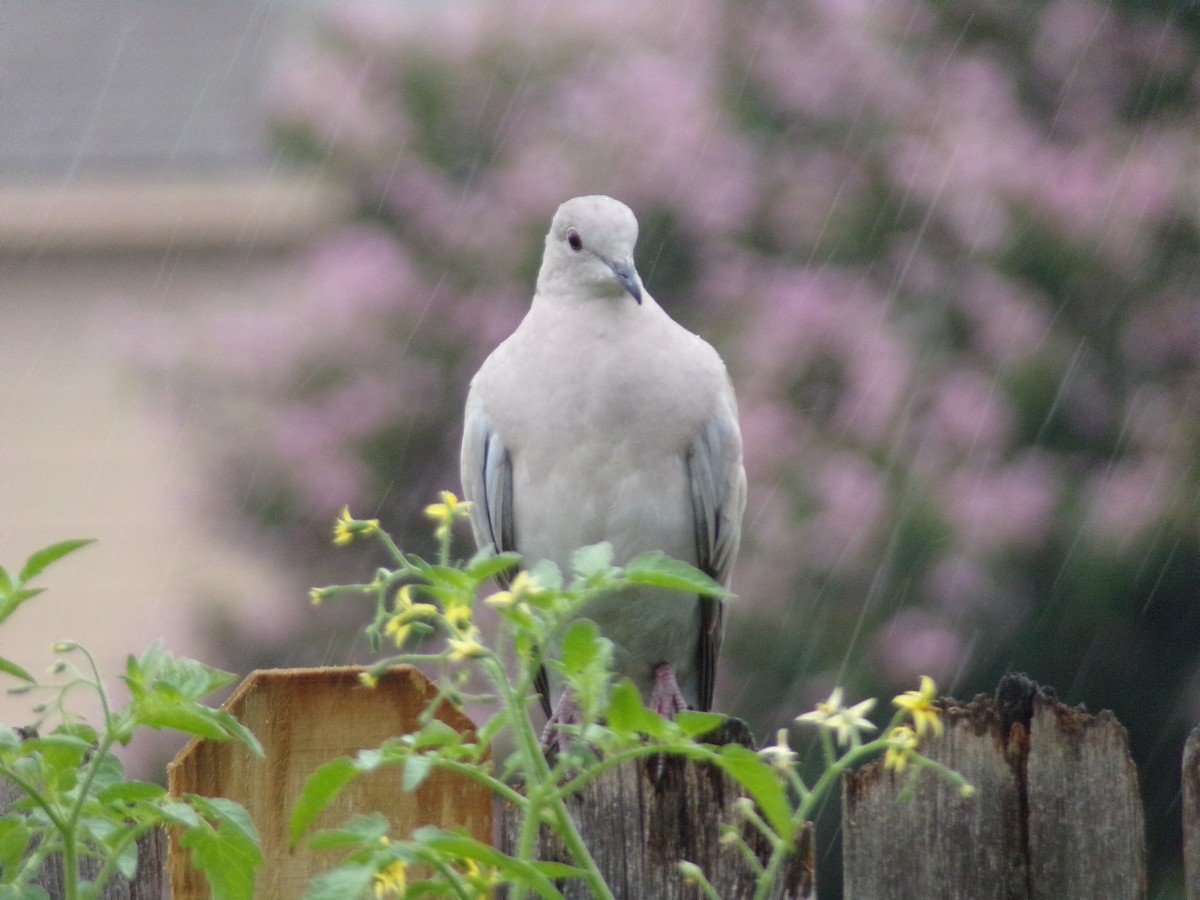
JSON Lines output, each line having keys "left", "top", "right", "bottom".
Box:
{"left": 686, "top": 407, "right": 747, "bottom": 712}
{"left": 461, "top": 399, "right": 554, "bottom": 717}
{"left": 461, "top": 403, "right": 515, "bottom": 565}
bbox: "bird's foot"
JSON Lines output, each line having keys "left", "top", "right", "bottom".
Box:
{"left": 541, "top": 688, "right": 582, "bottom": 756}
{"left": 649, "top": 663, "right": 690, "bottom": 718}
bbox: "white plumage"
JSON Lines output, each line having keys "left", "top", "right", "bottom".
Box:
{"left": 461, "top": 195, "right": 746, "bottom": 723}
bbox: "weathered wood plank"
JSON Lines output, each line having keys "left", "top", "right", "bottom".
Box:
{"left": 843, "top": 695, "right": 1025, "bottom": 899}
{"left": 1026, "top": 696, "right": 1145, "bottom": 899}
{"left": 1179, "top": 727, "right": 1200, "bottom": 900}
{"left": 843, "top": 675, "right": 1145, "bottom": 900}
{"left": 167, "top": 665, "right": 491, "bottom": 900}
{"left": 497, "top": 721, "right": 815, "bottom": 899}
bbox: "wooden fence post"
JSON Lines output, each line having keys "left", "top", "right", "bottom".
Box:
{"left": 843, "top": 674, "right": 1145, "bottom": 899}
{"left": 166, "top": 666, "right": 491, "bottom": 899}
{"left": 496, "top": 720, "right": 815, "bottom": 899}
{"left": 1183, "top": 727, "right": 1200, "bottom": 900}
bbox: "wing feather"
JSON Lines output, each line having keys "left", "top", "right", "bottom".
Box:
{"left": 686, "top": 410, "right": 746, "bottom": 712}
{"left": 462, "top": 402, "right": 554, "bottom": 717}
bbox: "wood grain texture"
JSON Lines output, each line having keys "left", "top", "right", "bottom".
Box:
{"left": 1183, "top": 727, "right": 1200, "bottom": 900}
{"left": 166, "top": 665, "right": 490, "bottom": 899}
{"left": 843, "top": 677, "right": 1145, "bottom": 900}
{"left": 497, "top": 721, "right": 814, "bottom": 899}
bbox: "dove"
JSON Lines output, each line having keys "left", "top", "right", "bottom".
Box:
{"left": 460, "top": 195, "right": 745, "bottom": 733}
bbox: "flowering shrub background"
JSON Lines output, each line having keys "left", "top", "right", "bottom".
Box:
{"left": 140, "top": 0, "right": 1200, "bottom": 890}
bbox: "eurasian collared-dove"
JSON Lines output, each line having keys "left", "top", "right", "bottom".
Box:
{"left": 460, "top": 195, "right": 745, "bottom": 730}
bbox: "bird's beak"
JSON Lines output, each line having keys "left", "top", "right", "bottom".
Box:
{"left": 607, "top": 259, "right": 643, "bottom": 305}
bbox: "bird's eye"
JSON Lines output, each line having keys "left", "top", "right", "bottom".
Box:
{"left": 567, "top": 229, "right": 583, "bottom": 252}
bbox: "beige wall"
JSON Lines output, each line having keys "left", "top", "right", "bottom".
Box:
{"left": 0, "top": 175, "right": 345, "bottom": 774}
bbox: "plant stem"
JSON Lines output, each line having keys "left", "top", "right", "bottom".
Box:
{"left": 427, "top": 758, "right": 528, "bottom": 808}
{"left": 60, "top": 833, "right": 79, "bottom": 900}
{"left": 483, "top": 656, "right": 554, "bottom": 900}
{"left": 547, "top": 801, "right": 615, "bottom": 900}
{"left": 550, "top": 741, "right": 715, "bottom": 801}
{"left": 752, "top": 831, "right": 788, "bottom": 900}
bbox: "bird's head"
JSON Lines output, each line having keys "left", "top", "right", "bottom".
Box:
{"left": 538, "top": 195, "right": 644, "bottom": 305}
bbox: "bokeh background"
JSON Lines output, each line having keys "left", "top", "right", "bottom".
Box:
{"left": 2, "top": 1, "right": 1198, "bottom": 895}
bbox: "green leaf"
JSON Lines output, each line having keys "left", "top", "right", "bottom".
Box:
{"left": 290, "top": 757, "right": 359, "bottom": 845}
{"left": 159, "top": 801, "right": 203, "bottom": 830}
{"left": 18, "top": 539, "right": 95, "bottom": 584}
{"left": 306, "top": 813, "right": 390, "bottom": 852}
{"left": 98, "top": 780, "right": 166, "bottom": 805}
{"left": 624, "top": 552, "right": 731, "bottom": 598}
{"left": 410, "top": 719, "right": 463, "bottom": 750}
{"left": 416, "top": 830, "right": 575, "bottom": 898}
{"left": 180, "top": 796, "right": 262, "bottom": 900}
{"left": 131, "top": 645, "right": 238, "bottom": 701}
{"left": 0, "top": 885, "right": 51, "bottom": 900}
{"left": 23, "top": 734, "right": 92, "bottom": 779}
{"left": 527, "top": 559, "right": 563, "bottom": 592}
{"left": 189, "top": 796, "right": 261, "bottom": 847}
{"left": 421, "top": 564, "right": 473, "bottom": 591}
{"left": 0, "top": 656, "right": 35, "bottom": 683}
{"left": 356, "top": 748, "right": 385, "bottom": 772}
{"left": 56, "top": 722, "right": 100, "bottom": 746}
{"left": 203, "top": 709, "right": 263, "bottom": 758}
{"left": 0, "top": 726, "right": 21, "bottom": 751}
{"left": 464, "top": 547, "right": 522, "bottom": 582}
{"left": 570, "top": 542, "right": 614, "bottom": 580}
{"left": 114, "top": 836, "right": 139, "bottom": 880}
{"left": 0, "top": 815, "right": 34, "bottom": 875}
{"left": 402, "top": 753, "right": 433, "bottom": 791}
{"left": 303, "top": 862, "right": 376, "bottom": 900}
{"left": 675, "top": 710, "right": 725, "bottom": 739}
{"left": 607, "top": 679, "right": 667, "bottom": 740}
{"left": 0, "top": 566, "right": 10, "bottom": 594}
{"left": 132, "top": 701, "right": 241, "bottom": 742}
{"left": 560, "top": 619, "right": 602, "bottom": 674}
{"left": 715, "top": 745, "right": 794, "bottom": 840}
{"left": 0, "top": 588, "right": 44, "bottom": 628}
{"left": 85, "top": 748, "right": 127, "bottom": 796}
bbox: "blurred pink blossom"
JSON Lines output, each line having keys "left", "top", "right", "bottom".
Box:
{"left": 307, "top": 226, "right": 421, "bottom": 323}
{"left": 873, "top": 607, "right": 969, "bottom": 685}
{"left": 806, "top": 454, "right": 888, "bottom": 567}
{"left": 1083, "top": 458, "right": 1177, "bottom": 550}
{"left": 958, "top": 272, "right": 1052, "bottom": 368}
{"left": 921, "top": 367, "right": 1014, "bottom": 459}
{"left": 943, "top": 452, "right": 1060, "bottom": 554}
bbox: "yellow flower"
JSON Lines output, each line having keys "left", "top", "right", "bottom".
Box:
{"left": 892, "top": 676, "right": 943, "bottom": 739}
{"left": 884, "top": 725, "right": 918, "bottom": 773}
{"left": 384, "top": 617, "right": 413, "bottom": 649}
{"left": 373, "top": 859, "right": 407, "bottom": 898}
{"left": 485, "top": 570, "right": 545, "bottom": 609}
{"left": 794, "top": 687, "right": 878, "bottom": 746}
{"left": 359, "top": 671, "right": 379, "bottom": 689}
{"left": 424, "top": 491, "right": 472, "bottom": 542}
{"left": 445, "top": 604, "right": 473, "bottom": 633}
{"left": 758, "top": 728, "right": 797, "bottom": 772}
{"left": 332, "top": 505, "right": 380, "bottom": 546}
{"left": 461, "top": 858, "right": 499, "bottom": 890}
{"left": 384, "top": 586, "right": 439, "bottom": 648}
{"left": 447, "top": 635, "right": 485, "bottom": 661}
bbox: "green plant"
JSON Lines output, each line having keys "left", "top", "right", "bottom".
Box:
{"left": 0, "top": 540, "right": 264, "bottom": 900}
{"left": 296, "top": 499, "right": 969, "bottom": 899}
